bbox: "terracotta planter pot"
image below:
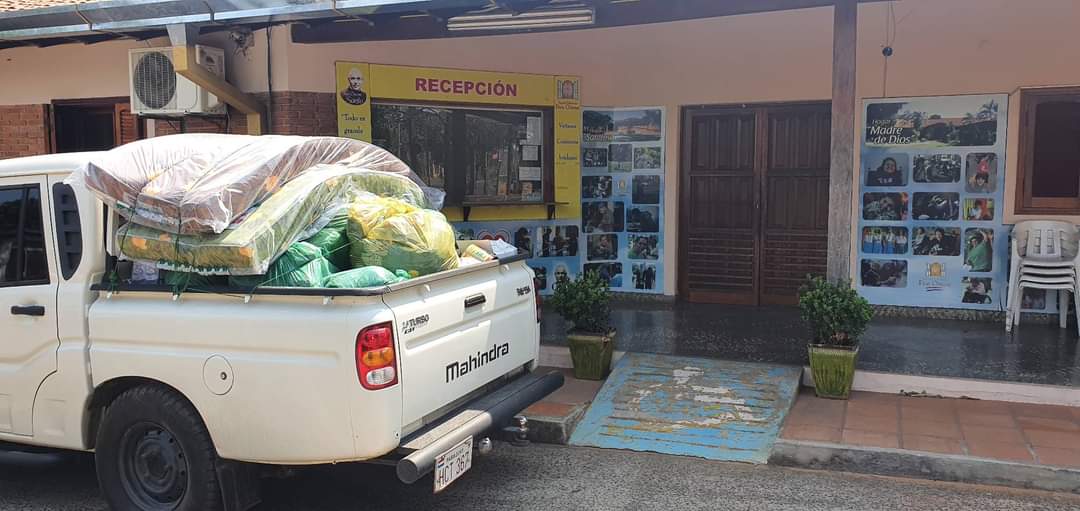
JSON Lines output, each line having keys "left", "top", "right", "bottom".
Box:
{"left": 807, "top": 344, "right": 859, "bottom": 399}
{"left": 567, "top": 330, "right": 615, "bottom": 381}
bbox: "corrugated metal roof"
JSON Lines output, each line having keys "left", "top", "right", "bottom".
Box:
{"left": 0, "top": 0, "right": 89, "bottom": 12}
{"left": 0, "top": 0, "right": 486, "bottom": 45}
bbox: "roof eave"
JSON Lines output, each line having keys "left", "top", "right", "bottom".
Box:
{"left": 0, "top": 0, "right": 484, "bottom": 42}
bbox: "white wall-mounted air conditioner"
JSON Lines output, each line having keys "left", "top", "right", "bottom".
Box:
{"left": 128, "top": 45, "right": 226, "bottom": 116}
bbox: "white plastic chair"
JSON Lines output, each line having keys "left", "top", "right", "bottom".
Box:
{"left": 1014, "top": 277, "right": 1077, "bottom": 329}
{"left": 1006, "top": 220, "right": 1080, "bottom": 332}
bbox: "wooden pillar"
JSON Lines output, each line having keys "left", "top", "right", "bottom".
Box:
{"left": 827, "top": 0, "right": 857, "bottom": 283}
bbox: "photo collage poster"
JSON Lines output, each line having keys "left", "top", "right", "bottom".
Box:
{"left": 857, "top": 94, "right": 1040, "bottom": 311}
{"left": 453, "top": 220, "right": 581, "bottom": 296}
{"left": 580, "top": 107, "right": 665, "bottom": 294}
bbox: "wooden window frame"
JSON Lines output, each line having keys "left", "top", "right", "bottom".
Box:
{"left": 371, "top": 99, "right": 555, "bottom": 208}
{"left": 50, "top": 96, "right": 143, "bottom": 154}
{"left": 1015, "top": 86, "right": 1080, "bottom": 214}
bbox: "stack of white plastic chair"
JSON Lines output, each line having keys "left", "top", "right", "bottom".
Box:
{"left": 1006, "top": 220, "right": 1080, "bottom": 333}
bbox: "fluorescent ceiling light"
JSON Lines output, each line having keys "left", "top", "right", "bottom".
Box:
{"left": 447, "top": 7, "right": 595, "bottom": 31}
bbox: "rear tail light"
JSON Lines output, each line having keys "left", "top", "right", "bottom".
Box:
{"left": 534, "top": 278, "right": 542, "bottom": 323}
{"left": 356, "top": 322, "right": 398, "bottom": 390}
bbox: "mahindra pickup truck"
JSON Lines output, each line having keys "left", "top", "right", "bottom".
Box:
{"left": 0, "top": 152, "right": 561, "bottom": 510}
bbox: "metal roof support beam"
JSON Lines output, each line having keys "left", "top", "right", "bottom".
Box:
{"left": 166, "top": 22, "right": 199, "bottom": 46}
{"left": 826, "top": 0, "right": 857, "bottom": 283}
{"left": 168, "top": 29, "right": 266, "bottom": 135}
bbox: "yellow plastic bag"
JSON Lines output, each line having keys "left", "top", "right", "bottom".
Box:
{"left": 347, "top": 197, "right": 459, "bottom": 277}
{"left": 348, "top": 197, "right": 419, "bottom": 234}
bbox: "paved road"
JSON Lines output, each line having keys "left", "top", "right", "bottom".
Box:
{"left": 2, "top": 444, "right": 1078, "bottom": 511}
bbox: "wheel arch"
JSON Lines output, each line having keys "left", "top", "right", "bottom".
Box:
{"left": 84, "top": 376, "right": 212, "bottom": 451}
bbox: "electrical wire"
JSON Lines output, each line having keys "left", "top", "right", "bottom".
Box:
{"left": 880, "top": 1, "right": 920, "bottom": 98}
{"left": 882, "top": 1, "right": 896, "bottom": 97}
{"left": 266, "top": 24, "right": 273, "bottom": 132}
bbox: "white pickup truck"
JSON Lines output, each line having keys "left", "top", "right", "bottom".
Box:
{"left": 0, "top": 152, "right": 562, "bottom": 510}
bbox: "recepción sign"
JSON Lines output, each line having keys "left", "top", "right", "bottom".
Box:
{"left": 336, "top": 62, "right": 567, "bottom": 142}
{"left": 335, "top": 61, "right": 582, "bottom": 223}
{"left": 371, "top": 64, "right": 554, "bottom": 106}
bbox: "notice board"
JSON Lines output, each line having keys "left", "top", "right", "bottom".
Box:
{"left": 857, "top": 94, "right": 1017, "bottom": 310}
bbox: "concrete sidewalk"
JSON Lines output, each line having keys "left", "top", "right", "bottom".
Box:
{"left": 521, "top": 367, "right": 604, "bottom": 445}
{"left": 772, "top": 388, "right": 1080, "bottom": 493}
{"left": 525, "top": 351, "right": 1080, "bottom": 494}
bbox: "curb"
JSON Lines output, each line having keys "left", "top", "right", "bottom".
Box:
{"left": 769, "top": 439, "right": 1080, "bottom": 494}
{"left": 524, "top": 403, "right": 589, "bottom": 445}
{"left": 800, "top": 367, "right": 1080, "bottom": 406}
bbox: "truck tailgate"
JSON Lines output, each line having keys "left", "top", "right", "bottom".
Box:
{"left": 383, "top": 262, "right": 538, "bottom": 431}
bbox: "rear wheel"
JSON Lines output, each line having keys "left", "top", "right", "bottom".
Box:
{"left": 95, "top": 385, "right": 222, "bottom": 511}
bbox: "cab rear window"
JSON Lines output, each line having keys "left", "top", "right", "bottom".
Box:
{"left": 0, "top": 185, "right": 49, "bottom": 286}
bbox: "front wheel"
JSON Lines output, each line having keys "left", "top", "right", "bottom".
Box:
{"left": 95, "top": 385, "right": 223, "bottom": 511}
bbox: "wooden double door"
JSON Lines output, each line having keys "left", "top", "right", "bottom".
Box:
{"left": 679, "top": 103, "right": 831, "bottom": 305}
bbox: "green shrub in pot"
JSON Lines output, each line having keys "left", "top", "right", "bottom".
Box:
{"left": 798, "top": 276, "right": 873, "bottom": 399}
{"left": 548, "top": 270, "right": 615, "bottom": 380}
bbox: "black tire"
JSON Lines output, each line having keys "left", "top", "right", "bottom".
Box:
{"left": 95, "top": 385, "right": 222, "bottom": 511}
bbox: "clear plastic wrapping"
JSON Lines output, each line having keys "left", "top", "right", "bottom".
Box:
{"left": 116, "top": 165, "right": 429, "bottom": 275}
{"left": 347, "top": 197, "right": 460, "bottom": 278}
{"left": 228, "top": 242, "right": 338, "bottom": 288}
{"left": 302, "top": 214, "right": 350, "bottom": 270}
{"left": 69, "top": 134, "right": 443, "bottom": 234}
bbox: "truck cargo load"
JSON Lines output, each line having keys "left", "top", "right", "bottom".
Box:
{"left": 69, "top": 134, "right": 443, "bottom": 234}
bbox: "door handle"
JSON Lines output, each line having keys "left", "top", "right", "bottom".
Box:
{"left": 464, "top": 294, "right": 486, "bottom": 308}
{"left": 11, "top": 305, "right": 45, "bottom": 316}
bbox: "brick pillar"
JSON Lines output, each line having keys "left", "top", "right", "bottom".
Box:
{"left": 147, "top": 92, "right": 337, "bottom": 137}
{"left": 269, "top": 92, "right": 337, "bottom": 136}
{"left": 0, "top": 105, "right": 50, "bottom": 159}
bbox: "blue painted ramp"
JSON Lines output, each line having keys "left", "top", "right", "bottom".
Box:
{"left": 568, "top": 353, "right": 801, "bottom": 464}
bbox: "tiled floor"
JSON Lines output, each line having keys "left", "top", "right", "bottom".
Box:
{"left": 542, "top": 302, "right": 1080, "bottom": 386}
{"left": 781, "top": 388, "right": 1080, "bottom": 468}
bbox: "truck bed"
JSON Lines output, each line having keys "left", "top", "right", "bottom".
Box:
{"left": 85, "top": 250, "right": 541, "bottom": 465}
{"left": 90, "top": 251, "right": 530, "bottom": 297}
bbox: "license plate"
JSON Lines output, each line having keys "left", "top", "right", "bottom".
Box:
{"left": 433, "top": 436, "right": 473, "bottom": 493}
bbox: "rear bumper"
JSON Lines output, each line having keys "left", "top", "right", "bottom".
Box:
{"left": 394, "top": 369, "right": 564, "bottom": 484}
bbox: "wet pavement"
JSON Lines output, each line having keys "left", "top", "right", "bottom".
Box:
{"left": 542, "top": 301, "right": 1080, "bottom": 387}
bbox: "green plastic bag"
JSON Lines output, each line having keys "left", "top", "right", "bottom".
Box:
{"left": 229, "top": 242, "right": 338, "bottom": 288}
{"left": 347, "top": 197, "right": 459, "bottom": 277}
{"left": 322, "top": 266, "right": 410, "bottom": 288}
{"left": 303, "top": 213, "right": 350, "bottom": 269}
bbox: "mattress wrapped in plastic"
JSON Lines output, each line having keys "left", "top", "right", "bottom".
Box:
{"left": 347, "top": 197, "right": 459, "bottom": 278}
{"left": 116, "top": 165, "right": 430, "bottom": 275}
{"left": 70, "top": 134, "right": 443, "bottom": 234}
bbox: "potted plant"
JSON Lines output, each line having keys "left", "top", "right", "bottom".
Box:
{"left": 548, "top": 270, "right": 615, "bottom": 380}
{"left": 798, "top": 276, "right": 873, "bottom": 399}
